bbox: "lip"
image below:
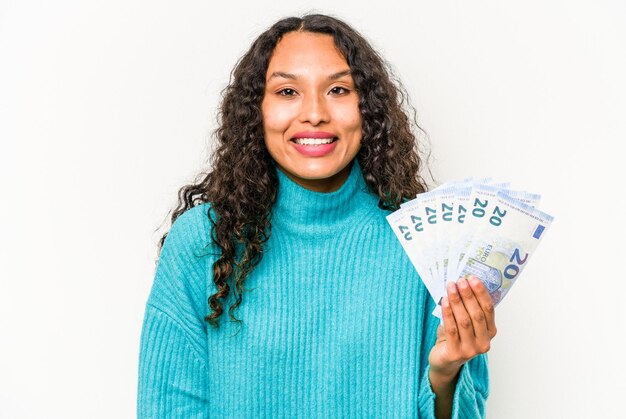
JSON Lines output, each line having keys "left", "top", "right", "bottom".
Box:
{"left": 291, "top": 140, "right": 338, "bottom": 157}
{"left": 291, "top": 131, "right": 336, "bottom": 139}
{"left": 289, "top": 131, "right": 339, "bottom": 157}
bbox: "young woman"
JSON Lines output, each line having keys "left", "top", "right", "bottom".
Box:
{"left": 138, "top": 14, "right": 496, "bottom": 419}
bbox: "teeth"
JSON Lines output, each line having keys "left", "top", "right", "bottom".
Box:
{"left": 293, "top": 137, "right": 336, "bottom": 145}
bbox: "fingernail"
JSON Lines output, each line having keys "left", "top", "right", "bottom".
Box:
{"left": 459, "top": 278, "right": 468, "bottom": 288}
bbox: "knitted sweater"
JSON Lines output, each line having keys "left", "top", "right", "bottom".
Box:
{"left": 137, "top": 160, "right": 489, "bottom": 418}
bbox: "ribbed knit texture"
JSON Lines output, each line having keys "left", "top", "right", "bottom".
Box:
{"left": 137, "top": 160, "right": 489, "bottom": 418}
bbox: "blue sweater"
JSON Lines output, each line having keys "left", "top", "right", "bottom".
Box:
{"left": 137, "top": 160, "right": 488, "bottom": 418}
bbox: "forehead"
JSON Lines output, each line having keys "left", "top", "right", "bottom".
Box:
{"left": 266, "top": 32, "right": 349, "bottom": 76}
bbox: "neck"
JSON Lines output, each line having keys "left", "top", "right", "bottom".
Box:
{"left": 271, "top": 159, "right": 380, "bottom": 239}
{"left": 276, "top": 162, "right": 352, "bottom": 193}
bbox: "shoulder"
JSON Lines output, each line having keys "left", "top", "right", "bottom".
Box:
{"left": 161, "top": 202, "right": 218, "bottom": 260}
{"left": 147, "top": 202, "right": 217, "bottom": 315}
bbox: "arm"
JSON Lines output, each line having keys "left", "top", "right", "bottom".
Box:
{"left": 418, "top": 276, "right": 493, "bottom": 418}
{"left": 137, "top": 205, "right": 214, "bottom": 418}
{"left": 138, "top": 306, "right": 210, "bottom": 418}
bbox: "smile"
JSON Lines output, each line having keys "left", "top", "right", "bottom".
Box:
{"left": 291, "top": 137, "right": 338, "bottom": 145}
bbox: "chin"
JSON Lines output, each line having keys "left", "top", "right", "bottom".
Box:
{"left": 294, "top": 165, "right": 344, "bottom": 180}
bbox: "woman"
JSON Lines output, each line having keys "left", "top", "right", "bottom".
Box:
{"left": 138, "top": 14, "right": 496, "bottom": 418}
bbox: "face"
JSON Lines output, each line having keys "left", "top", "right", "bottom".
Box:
{"left": 261, "top": 31, "right": 362, "bottom": 192}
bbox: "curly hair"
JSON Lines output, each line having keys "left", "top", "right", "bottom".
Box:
{"left": 157, "top": 13, "right": 429, "bottom": 329}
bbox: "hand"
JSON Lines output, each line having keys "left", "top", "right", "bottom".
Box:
{"left": 428, "top": 275, "right": 497, "bottom": 383}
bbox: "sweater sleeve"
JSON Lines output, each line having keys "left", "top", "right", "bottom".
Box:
{"left": 417, "top": 290, "right": 490, "bottom": 418}
{"left": 137, "top": 205, "right": 215, "bottom": 418}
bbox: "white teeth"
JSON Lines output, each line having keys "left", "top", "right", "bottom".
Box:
{"left": 293, "top": 137, "right": 336, "bottom": 145}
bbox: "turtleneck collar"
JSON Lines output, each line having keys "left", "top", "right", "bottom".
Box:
{"left": 271, "top": 159, "right": 380, "bottom": 238}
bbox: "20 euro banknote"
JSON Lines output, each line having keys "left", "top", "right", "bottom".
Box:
{"left": 454, "top": 192, "right": 554, "bottom": 305}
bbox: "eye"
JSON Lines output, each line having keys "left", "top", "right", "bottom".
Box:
{"left": 330, "top": 86, "right": 350, "bottom": 95}
{"left": 278, "top": 88, "right": 297, "bottom": 96}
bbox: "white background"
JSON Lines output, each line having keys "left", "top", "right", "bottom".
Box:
{"left": 1, "top": 0, "right": 625, "bottom": 417}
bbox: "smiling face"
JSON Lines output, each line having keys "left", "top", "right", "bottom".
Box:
{"left": 261, "top": 31, "right": 363, "bottom": 192}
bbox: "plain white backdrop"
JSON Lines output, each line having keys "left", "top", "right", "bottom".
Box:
{"left": 1, "top": 0, "right": 625, "bottom": 417}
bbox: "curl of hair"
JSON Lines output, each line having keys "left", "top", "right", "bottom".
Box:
{"left": 157, "top": 13, "right": 429, "bottom": 330}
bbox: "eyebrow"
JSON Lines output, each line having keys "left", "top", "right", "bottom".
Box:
{"left": 267, "top": 69, "right": 352, "bottom": 82}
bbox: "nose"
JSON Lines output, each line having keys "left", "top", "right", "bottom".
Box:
{"left": 298, "top": 92, "right": 330, "bottom": 126}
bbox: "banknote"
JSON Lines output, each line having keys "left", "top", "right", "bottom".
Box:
{"left": 434, "top": 187, "right": 457, "bottom": 287}
{"left": 388, "top": 196, "right": 442, "bottom": 304}
{"left": 454, "top": 192, "right": 554, "bottom": 305}
{"left": 448, "top": 183, "right": 541, "bottom": 287}
{"left": 387, "top": 178, "right": 553, "bottom": 320}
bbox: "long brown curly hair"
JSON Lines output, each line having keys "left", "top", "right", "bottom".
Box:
{"left": 158, "top": 13, "right": 429, "bottom": 329}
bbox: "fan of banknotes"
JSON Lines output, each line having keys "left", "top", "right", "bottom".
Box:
{"left": 386, "top": 178, "right": 554, "bottom": 320}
